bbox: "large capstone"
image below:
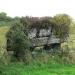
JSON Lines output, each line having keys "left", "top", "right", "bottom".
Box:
{"left": 28, "top": 27, "right": 60, "bottom": 47}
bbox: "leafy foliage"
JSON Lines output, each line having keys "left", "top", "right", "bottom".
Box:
{"left": 6, "top": 22, "right": 32, "bottom": 61}
{"left": 0, "top": 12, "right": 13, "bottom": 27}
{"left": 52, "top": 14, "right": 72, "bottom": 40}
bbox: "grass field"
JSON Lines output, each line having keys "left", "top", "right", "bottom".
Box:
{"left": 0, "top": 62, "right": 75, "bottom": 75}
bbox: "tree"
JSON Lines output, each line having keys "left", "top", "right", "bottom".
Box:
{"left": 6, "top": 22, "right": 32, "bottom": 61}
{"left": 0, "top": 12, "right": 13, "bottom": 27}
{"left": 0, "top": 12, "right": 12, "bottom": 21}
{"left": 52, "top": 14, "right": 72, "bottom": 41}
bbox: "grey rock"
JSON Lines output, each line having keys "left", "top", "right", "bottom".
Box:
{"left": 28, "top": 28, "right": 37, "bottom": 39}
{"left": 39, "top": 27, "right": 51, "bottom": 37}
{"left": 28, "top": 27, "right": 60, "bottom": 47}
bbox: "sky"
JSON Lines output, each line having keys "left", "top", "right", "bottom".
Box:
{"left": 0, "top": 0, "right": 75, "bottom": 19}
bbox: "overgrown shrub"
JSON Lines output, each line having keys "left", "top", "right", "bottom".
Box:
{"left": 6, "top": 22, "right": 32, "bottom": 62}
{"left": 52, "top": 14, "right": 72, "bottom": 40}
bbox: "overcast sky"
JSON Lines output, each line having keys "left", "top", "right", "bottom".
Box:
{"left": 0, "top": 0, "right": 75, "bottom": 19}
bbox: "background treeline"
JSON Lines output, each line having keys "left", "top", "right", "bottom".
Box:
{"left": 0, "top": 12, "right": 12, "bottom": 27}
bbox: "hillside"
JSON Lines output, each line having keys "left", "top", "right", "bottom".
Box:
{"left": 0, "top": 26, "right": 10, "bottom": 58}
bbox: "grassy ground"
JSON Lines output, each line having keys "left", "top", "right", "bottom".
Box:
{"left": 0, "top": 62, "right": 75, "bottom": 75}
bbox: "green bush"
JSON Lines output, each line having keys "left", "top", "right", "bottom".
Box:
{"left": 6, "top": 22, "right": 32, "bottom": 62}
